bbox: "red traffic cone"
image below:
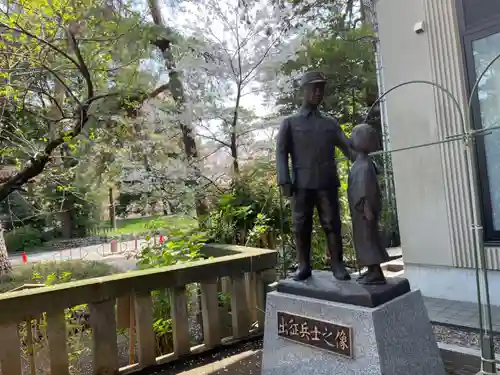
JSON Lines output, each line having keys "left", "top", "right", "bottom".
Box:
{"left": 159, "top": 235, "right": 164, "bottom": 244}
{"left": 21, "top": 252, "right": 28, "bottom": 264}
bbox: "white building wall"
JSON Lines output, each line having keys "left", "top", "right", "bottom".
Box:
{"left": 374, "top": 0, "right": 500, "bottom": 304}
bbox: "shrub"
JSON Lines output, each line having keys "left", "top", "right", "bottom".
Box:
{"left": 204, "top": 159, "right": 361, "bottom": 276}
{"left": 4, "top": 225, "right": 45, "bottom": 253}
{"left": 135, "top": 229, "right": 207, "bottom": 355}
{"left": 0, "top": 260, "right": 117, "bottom": 292}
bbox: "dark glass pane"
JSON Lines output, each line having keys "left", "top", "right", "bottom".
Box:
{"left": 472, "top": 31, "right": 500, "bottom": 230}
{"left": 462, "top": 0, "right": 500, "bottom": 28}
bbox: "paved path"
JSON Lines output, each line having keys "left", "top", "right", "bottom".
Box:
{"left": 425, "top": 296, "right": 500, "bottom": 333}
{"left": 9, "top": 239, "right": 150, "bottom": 271}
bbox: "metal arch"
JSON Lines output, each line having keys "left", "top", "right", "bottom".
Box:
{"left": 358, "top": 79, "right": 488, "bottom": 347}
{"left": 362, "top": 79, "right": 466, "bottom": 134}
{"left": 355, "top": 51, "right": 500, "bottom": 374}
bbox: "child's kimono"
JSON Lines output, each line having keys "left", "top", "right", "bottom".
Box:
{"left": 347, "top": 157, "right": 390, "bottom": 267}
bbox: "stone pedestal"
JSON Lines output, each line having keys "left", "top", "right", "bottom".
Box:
{"left": 262, "top": 271, "right": 445, "bottom": 375}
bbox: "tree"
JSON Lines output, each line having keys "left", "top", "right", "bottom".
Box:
{"left": 0, "top": 0, "right": 178, "bottom": 198}
{"left": 116, "top": 99, "right": 193, "bottom": 217}
{"left": 172, "top": 0, "right": 302, "bottom": 184}
{"left": 277, "top": 26, "right": 377, "bottom": 125}
{"left": 275, "top": 0, "right": 400, "bottom": 248}
{"left": 146, "top": 0, "right": 209, "bottom": 220}
{"left": 0, "top": 0, "right": 189, "bottom": 267}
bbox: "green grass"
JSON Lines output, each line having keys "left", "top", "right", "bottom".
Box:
{"left": 0, "top": 260, "right": 118, "bottom": 293}
{"left": 95, "top": 215, "right": 197, "bottom": 236}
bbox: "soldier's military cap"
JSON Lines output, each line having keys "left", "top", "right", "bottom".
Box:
{"left": 300, "top": 71, "right": 327, "bottom": 86}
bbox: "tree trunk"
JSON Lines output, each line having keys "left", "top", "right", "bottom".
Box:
{"left": 359, "top": 0, "right": 366, "bottom": 23}
{"left": 50, "top": 79, "right": 77, "bottom": 237}
{"left": 60, "top": 208, "right": 73, "bottom": 238}
{"left": 0, "top": 222, "right": 12, "bottom": 275}
{"left": 162, "top": 198, "right": 172, "bottom": 215}
{"left": 230, "top": 87, "right": 242, "bottom": 179}
{"left": 147, "top": 0, "right": 208, "bottom": 221}
{"left": 108, "top": 187, "right": 117, "bottom": 229}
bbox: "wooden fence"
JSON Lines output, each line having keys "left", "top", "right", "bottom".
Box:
{"left": 0, "top": 244, "right": 277, "bottom": 375}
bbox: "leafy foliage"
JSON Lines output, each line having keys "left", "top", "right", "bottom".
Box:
{"left": 133, "top": 229, "right": 206, "bottom": 354}
{"left": 19, "top": 263, "right": 114, "bottom": 373}
{"left": 0, "top": 0, "right": 193, "bottom": 244}
{"left": 4, "top": 225, "right": 45, "bottom": 252}
{"left": 136, "top": 229, "right": 206, "bottom": 269}
{"left": 277, "top": 26, "right": 377, "bottom": 124}
{"left": 0, "top": 0, "right": 399, "bottom": 278}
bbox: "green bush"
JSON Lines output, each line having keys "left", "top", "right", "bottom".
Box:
{"left": 136, "top": 229, "right": 207, "bottom": 355}
{"left": 4, "top": 225, "right": 45, "bottom": 253}
{"left": 0, "top": 260, "right": 118, "bottom": 292}
{"left": 204, "top": 158, "right": 360, "bottom": 276}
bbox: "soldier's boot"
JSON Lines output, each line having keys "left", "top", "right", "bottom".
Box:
{"left": 293, "top": 231, "right": 312, "bottom": 281}
{"left": 357, "top": 265, "right": 386, "bottom": 285}
{"left": 326, "top": 232, "right": 351, "bottom": 281}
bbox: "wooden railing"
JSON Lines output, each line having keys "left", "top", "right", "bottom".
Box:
{"left": 0, "top": 244, "right": 277, "bottom": 375}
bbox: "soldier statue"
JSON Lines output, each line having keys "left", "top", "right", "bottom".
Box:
{"left": 348, "top": 123, "right": 390, "bottom": 285}
{"left": 276, "top": 71, "right": 355, "bottom": 282}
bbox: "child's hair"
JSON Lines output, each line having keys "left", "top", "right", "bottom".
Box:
{"left": 351, "top": 123, "right": 379, "bottom": 154}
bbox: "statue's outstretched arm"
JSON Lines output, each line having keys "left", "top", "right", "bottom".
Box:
{"left": 333, "top": 120, "right": 356, "bottom": 162}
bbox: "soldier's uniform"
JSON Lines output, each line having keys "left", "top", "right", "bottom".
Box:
{"left": 276, "top": 71, "right": 353, "bottom": 280}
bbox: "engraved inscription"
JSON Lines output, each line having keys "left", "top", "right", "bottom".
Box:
{"left": 277, "top": 311, "right": 353, "bottom": 357}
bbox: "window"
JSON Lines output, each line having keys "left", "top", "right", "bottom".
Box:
{"left": 471, "top": 30, "right": 500, "bottom": 234}
{"left": 459, "top": 0, "right": 500, "bottom": 241}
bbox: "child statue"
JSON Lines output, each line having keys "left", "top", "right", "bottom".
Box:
{"left": 348, "top": 123, "right": 390, "bottom": 285}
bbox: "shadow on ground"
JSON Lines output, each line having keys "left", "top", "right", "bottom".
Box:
{"left": 153, "top": 339, "right": 263, "bottom": 375}
{"left": 175, "top": 350, "right": 262, "bottom": 375}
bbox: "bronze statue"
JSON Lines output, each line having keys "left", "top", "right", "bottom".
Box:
{"left": 276, "top": 71, "right": 355, "bottom": 282}
{"left": 348, "top": 123, "right": 389, "bottom": 285}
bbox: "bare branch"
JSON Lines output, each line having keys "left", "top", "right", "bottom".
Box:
{"left": 241, "top": 33, "right": 283, "bottom": 84}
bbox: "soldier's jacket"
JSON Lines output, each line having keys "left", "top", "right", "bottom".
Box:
{"left": 276, "top": 106, "right": 352, "bottom": 190}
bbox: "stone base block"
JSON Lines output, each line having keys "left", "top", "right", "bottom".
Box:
{"left": 262, "top": 288, "right": 445, "bottom": 375}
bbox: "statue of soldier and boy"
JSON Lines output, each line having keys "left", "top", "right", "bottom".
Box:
{"left": 276, "top": 71, "right": 389, "bottom": 286}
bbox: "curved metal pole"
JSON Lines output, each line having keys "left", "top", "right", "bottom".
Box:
{"left": 363, "top": 80, "right": 466, "bottom": 133}
{"left": 468, "top": 52, "right": 500, "bottom": 116}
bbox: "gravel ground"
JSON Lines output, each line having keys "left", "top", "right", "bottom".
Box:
{"left": 433, "top": 323, "right": 500, "bottom": 352}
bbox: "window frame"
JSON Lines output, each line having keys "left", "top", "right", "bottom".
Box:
{"left": 457, "top": 0, "right": 500, "bottom": 242}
